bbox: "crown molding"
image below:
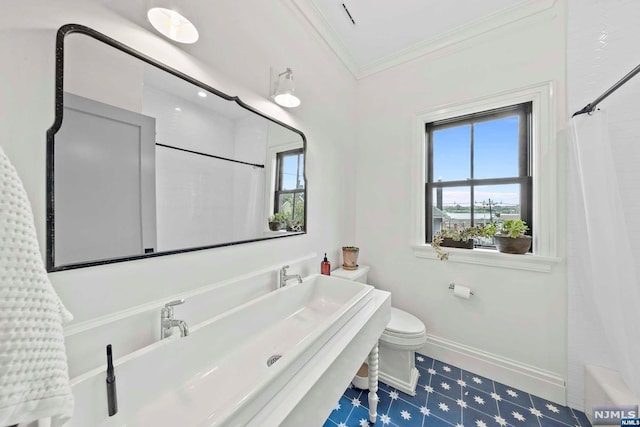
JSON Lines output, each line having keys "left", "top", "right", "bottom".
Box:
{"left": 289, "top": 0, "right": 558, "bottom": 80}
{"left": 286, "top": 0, "right": 360, "bottom": 77}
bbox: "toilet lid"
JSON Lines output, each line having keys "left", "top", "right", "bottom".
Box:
{"left": 386, "top": 307, "right": 425, "bottom": 335}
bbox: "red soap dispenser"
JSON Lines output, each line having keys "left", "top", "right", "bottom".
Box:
{"left": 321, "top": 253, "right": 331, "bottom": 275}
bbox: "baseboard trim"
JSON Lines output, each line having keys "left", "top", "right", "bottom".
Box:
{"left": 422, "top": 334, "right": 566, "bottom": 405}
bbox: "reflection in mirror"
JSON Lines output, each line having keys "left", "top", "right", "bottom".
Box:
{"left": 47, "top": 25, "right": 306, "bottom": 271}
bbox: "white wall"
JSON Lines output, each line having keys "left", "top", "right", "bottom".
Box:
{"left": 0, "top": 0, "right": 357, "bottom": 376}
{"left": 232, "top": 115, "right": 269, "bottom": 239}
{"left": 355, "top": 3, "right": 568, "bottom": 402}
{"left": 567, "top": 0, "right": 640, "bottom": 409}
{"left": 144, "top": 84, "right": 238, "bottom": 250}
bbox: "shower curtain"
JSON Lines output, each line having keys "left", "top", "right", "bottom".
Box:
{"left": 569, "top": 110, "right": 640, "bottom": 397}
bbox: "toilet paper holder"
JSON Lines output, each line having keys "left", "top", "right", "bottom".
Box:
{"left": 448, "top": 283, "right": 474, "bottom": 296}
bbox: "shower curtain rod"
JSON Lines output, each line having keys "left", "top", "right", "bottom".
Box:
{"left": 573, "top": 62, "right": 640, "bottom": 117}
{"left": 156, "top": 143, "right": 264, "bottom": 168}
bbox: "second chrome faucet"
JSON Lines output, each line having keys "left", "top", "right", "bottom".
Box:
{"left": 278, "top": 265, "right": 302, "bottom": 289}
{"left": 161, "top": 299, "right": 189, "bottom": 339}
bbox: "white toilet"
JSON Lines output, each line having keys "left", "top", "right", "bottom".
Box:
{"left": 332, "top": 265, "right": 427, "bottom": 396}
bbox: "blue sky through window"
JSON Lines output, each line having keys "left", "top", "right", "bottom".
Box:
{"left": 281, "top": 153, "right": 304, "bottom": 190}
{"left": 432, "top": 115, "right": 520, "bottom": 206}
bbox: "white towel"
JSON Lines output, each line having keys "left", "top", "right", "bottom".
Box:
{"left": 0, "top": 146, "right": 74, "bottom": 427}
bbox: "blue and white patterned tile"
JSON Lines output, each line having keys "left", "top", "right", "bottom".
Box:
{"left": 323, "top": 418, "right": 339, "bottom": 427}
{"left": 387, "top": 397, "right": 423, "bottom": 426}
{"left": 493, "top": 381, "right": 534, "bottom": 409}
{"left": 431, "top": 373, "right": 463, "bottom": 400}
{"left": 324, "top": 354, "right": 592, "bottom": 427}
{"left": 415, "top": 353, "right": 435, "bottom": 370}
{"left": 328, "top": 395, "right": 354, "bottom": 424}
{"left": 416, "top": 364, "right": 437, "bottom": 386}
{"left": 426, "top": 391, "right": 463, "bottom": 424}
{"left": 420, "top": 412, "right": 457, "bottom": 427}
{"left": 344, "top": 404, "right": 372, "bottom": 427}
{"left": 411, "top": 381, "right": 432, "bottom": 406}
{"left": 539, "top": 416, "right": 579, "bottom": 427}
{"left": 433, "top": 359, "right": 462, "bottom": 381}
{"left": 497, "top": 398, "right": 543, "bottom": 427}
{"left": 463, "top": 406, "right": 507, "bottom": 427}
{"left": 572, "top": 408, "right": 592, "bottom": 427}
{"left": 376, "top": 386, "right": 395, "bottom": 415}
{"left": 531, "top": 395, "right": 583, "bottom": 426}
{"left": 343, "top": 384, "right": 362, "bottom": 401}
{"left": 461, "top": 370, "right": 495, "bottom": 395}
{"left": 461, "top": 387, "right": 500, "bottom": 416}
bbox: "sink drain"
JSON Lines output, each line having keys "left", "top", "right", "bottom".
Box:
{"left": 266, "top": 354, "right": 282, "bottom": 367}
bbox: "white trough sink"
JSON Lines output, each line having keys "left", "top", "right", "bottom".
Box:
{"left": 68, "top": 274, "right": 374, "bottom": 426}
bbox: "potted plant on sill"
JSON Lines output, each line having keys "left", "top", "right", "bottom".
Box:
{"left": 494, "top": 219, "right": 531, "bottom": 254}
{"left": 432, "top": 223, "right": 497, "bottom": 261}
{"left": 268, "top": 212, "right": 288, "bottom": 231}
{"left": 286, "top": 219, "right": 303, "bottom": 232}
{"left": 342, "top": 246, "right": 359, "bottom": 270}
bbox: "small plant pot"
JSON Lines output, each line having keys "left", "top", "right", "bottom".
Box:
{"left": 268, "top": 221, "right": 283, "bottom": 231}
{"left": 494, "top": 235, "right": 532, "bottom": 254}
{"left": 440, "top": 238, "right": 474, "bottom": 249}
{"left": 342, "top": 246, "right": 359, "bottom": 270}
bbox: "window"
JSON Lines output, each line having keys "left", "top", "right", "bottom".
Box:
{"left": 425, "top": 102, "right": 532, "bottom": 249}
{"left": 275, "top": 148, "right": 305, "bottom": 226}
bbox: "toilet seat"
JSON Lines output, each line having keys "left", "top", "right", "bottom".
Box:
{"left": 380, "top": 308, "right": 426, "bottom": 349}
{"left": 385, "top": 307, "right": 425, "bottom": 335}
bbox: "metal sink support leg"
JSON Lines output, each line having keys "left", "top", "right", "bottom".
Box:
{"left": 368, "top": 342, "right": 379, "bottom": 424}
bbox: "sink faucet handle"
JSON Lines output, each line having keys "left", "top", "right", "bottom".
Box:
{"left": 164, "top": 299, "right": 185, "bottom": 308}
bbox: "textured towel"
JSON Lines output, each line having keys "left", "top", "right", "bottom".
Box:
{"left": 0, "top": 146, "right": 74, "bottom": 427}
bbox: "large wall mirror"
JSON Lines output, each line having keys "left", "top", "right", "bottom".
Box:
{"left": 46, "top": 24, "right": 307, "bottom": 272}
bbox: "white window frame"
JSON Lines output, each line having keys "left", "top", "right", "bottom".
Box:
{"left": 411, "top": 82, "right": 561, "bottom": 272}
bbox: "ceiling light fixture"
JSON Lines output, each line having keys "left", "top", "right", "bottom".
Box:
{"left": 271, "top": 68, "right": 301, "bottom": 108}
{"left": 147, "top": 7, "right": 199, "bottom": 44}
{"left": 197, "top": 91, "right": 207, "bottom": 98}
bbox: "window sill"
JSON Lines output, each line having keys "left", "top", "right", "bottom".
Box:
{"left": 411, "top": 245, "right": 561, "bottom": 273}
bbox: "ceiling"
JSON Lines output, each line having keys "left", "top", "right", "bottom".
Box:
{"left": 311, "top": 0, "right": 524, "bottom": 70}
{"left": 101, "top": 0, "right": 555, "bottom": 79}
{"left": 295, "top": 0, "right": 555, "bottom": 77}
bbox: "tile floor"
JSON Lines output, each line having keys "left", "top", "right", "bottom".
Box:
{"left": 323, "top": 353, "right": 592, "bottom": 427}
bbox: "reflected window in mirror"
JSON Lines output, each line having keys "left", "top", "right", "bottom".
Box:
{"left": 275, "top": 148, "right": 305, "bottom": 230}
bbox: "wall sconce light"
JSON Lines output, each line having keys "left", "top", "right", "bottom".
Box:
{"left": 271, "top": 68, "right": 301, "bottom": 108}
{"left": 147, "top": 7, "right": 199, "bottom": 44}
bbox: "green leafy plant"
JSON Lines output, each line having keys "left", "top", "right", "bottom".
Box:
{"left": 269, "top": 212, "right": 288, "bottom": 223}
{"left": 286, "top": 219, "right": 303, "bottom": 232}
{"left": 499, "top": 219, "right": 528, "bottom": 238}
{"left": 432, "top": 223, "right": 497, "bottom": 261}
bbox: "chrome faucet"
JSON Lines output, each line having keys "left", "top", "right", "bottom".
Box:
{"left": 278, "top": 265, "right": 302, "bottom": 288}
{"left": 161, "top": 299, "right": 189, "bottom": 339}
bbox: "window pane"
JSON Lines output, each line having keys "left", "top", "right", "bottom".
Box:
{"left": 474, "top": 116, "right": 519, "bottom": 179}
{"left": 298, "top": 154, "right": 305, "bottom": 189}
{"left": 431, "top": 186, "right": 471, "bottom": 240}
{"left": 293, "top": 193, "right": 305, "bottom": 224}
{"left": 281, "top": 154, "right": 299, "bottom": 190}
{"left": 473, "top": 184, "right": 521, "bottom": 222}
{"left": 278, "top": 193, "right": 293, "bottom": 220}
{"left": 433, "top": 125, "right": 471, "bottom": 182}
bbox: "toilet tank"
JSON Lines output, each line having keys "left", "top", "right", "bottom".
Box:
{"left": 332, "top": 265, "right": 370, "bottom": 284}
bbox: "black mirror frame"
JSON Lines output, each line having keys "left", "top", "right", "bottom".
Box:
{"left": 46, "top": 24, "right": 307, "bottom": 272}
